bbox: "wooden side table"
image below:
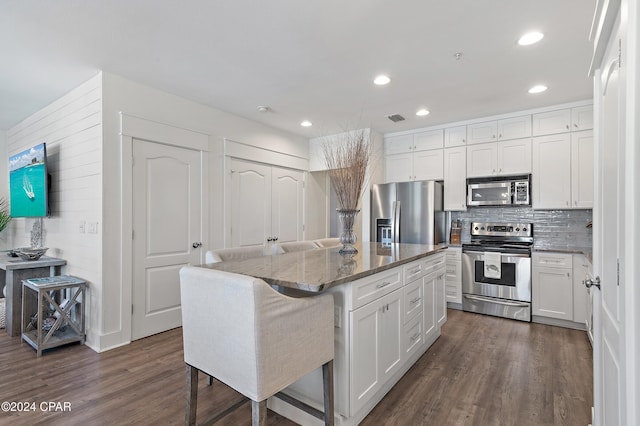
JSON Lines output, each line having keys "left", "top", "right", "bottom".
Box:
{"left": 21, "top": 276, "right": 86, "bottom": 356}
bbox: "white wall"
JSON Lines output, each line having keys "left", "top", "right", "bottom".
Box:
{"left": 5, "top": 74, "right": 103, "bottom": 348}
{"left": 100, "top": 72, "right": 309, "bottom": 350}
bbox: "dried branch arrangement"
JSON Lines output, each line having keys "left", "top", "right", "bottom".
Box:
{"left": 0, "top": 197, "right": 11, "bottom": 234}
{"left": 323, "top": 129, "right": 370, "bottom": 210}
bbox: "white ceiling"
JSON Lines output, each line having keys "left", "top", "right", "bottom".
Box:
{"left": 0, "top": 0, "right": 596, "bottom": 137}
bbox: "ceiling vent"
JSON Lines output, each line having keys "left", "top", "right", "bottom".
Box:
{"left": 387, "top": 114, "right": 405, "bottom": 123}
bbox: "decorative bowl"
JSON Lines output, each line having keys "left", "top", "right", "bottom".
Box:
{"left": 15, "top": 247, "right": 49, "bottom": 261}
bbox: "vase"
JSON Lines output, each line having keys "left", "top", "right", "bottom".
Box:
{"left": 337, "top": 208, "right": 360, "bottom": 254}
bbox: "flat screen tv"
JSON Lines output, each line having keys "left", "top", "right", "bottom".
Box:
{"left": 9, "top": 143, "right": 48, "bottom": 217}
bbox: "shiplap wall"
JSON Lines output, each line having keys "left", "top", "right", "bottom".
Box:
{"left": 6, "top": 74, "right": 103, "bottom": 349}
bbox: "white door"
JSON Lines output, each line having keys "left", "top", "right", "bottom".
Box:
{"left": 132, "top": 140, "right": 202, "bottom": 340}
{"left": 593, "top": 25, "right": 624, "bottom": 426}
{"left": 229, "top": 159, "right": 272, "bottom": 247}
{"left": 271, "top": 167, "right": 304, "bottom": 244}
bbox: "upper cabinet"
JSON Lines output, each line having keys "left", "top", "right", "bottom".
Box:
{"left": 385, "top": 130, "right": 443, "bottom": 182}
{"left": 532, "top": 106, "right": 593, "bottom": 136}
{"left": 444, "top": 126, "right": 467, "bottom": 147}
{"left": 532, "top": 134, "right": 572, "bottom": 209}
{"left": 443, "top": 146, "right": 467, "bottom": 211}
{"left": 385, "top": 134, "right": 415, "bottom": 156}
{"left": 571, "top": 130, "right": 594, "bottom": 209}
{"left": 467, "top": 115, "right": 531, "bottom": 144}
{"left": 571, "top": 105, "right": 594, "bottom": 131}
{"left": 467, "top": 139, "right": 531, "bottom": 178}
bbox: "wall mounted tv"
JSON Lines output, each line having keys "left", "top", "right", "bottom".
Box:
{"left": 9, "top": 143, "right": 49, "bottom": 217}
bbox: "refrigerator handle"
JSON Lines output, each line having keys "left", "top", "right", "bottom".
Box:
{"left": 393, "top": 201, "right": 401, "bottom": 243}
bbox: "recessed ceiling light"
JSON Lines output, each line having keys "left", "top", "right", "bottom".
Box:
{"left": 528, "top": 85, "right": 548, "bottom": 94}
{"left": 416, "top": 109, "right": 430, "bottom": 116}
{"left": 374, "top": 75, "right": 391, "bottom": 85}
{"left": 518, "top": 31, "right": 544, "bottom": 46}
{"left": 300, "top": 120, "right": 313, "bottom": 127}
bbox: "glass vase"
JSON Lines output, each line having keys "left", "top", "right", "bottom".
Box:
{"left": 337, "top": 208, "right": 360, "bottom": 254}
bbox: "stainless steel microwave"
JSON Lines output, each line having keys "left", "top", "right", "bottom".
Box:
{"left": 467, "top": 175, "right": 530, "bottom": 206}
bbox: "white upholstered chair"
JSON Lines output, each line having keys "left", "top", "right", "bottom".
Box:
{"left": 180, "top": 266, "right": 335, "bottom": 426}
{"left": 313, "top": 238, "right": 342, "bottom": 248}
{"left": 271, "top": 240, "right": 320, "bottom": 254}
{"left": 205, "top": 245, "right": 267, "bottom": 263}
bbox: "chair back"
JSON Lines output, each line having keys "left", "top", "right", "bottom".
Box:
{"left": 180, "top": 266, "right": 334, "bottom": 402}
{"left": 313, "top": 238, "right": 341, "bottom": 248}
{"left": 273, "top": 241, "right": 320, "bottom": 254}
{"left": 206, "top": 245, "right": 267, "bottom": 263}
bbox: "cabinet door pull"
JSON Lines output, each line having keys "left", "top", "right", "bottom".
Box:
{"left": 410, "top": 297, "right": 421, "bottom": 304}
{"left": 410, "top": 333, "right": 420, "bottom": 342}
{"left": 376, "top": 281, "right": 392, "bottom": 289}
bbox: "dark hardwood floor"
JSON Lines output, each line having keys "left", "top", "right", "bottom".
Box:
{"left": 0, "top": 309, "right": 592, "bottom": 426}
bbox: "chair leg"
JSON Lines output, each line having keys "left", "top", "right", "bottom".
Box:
{"left": 186, "top": 364, "right": 198, "bottom": 426}
{"left": 251, "top": 399, "right": 267, "bottom": 426}
{"left": 322, "top": 360, "right": 335, "bottom": 426}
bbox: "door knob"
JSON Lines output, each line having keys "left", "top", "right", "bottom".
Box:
{"left": 584, "top": 276, "right": 601, "bottom": 290}
{"left": 192, "top": 242, "right": 202, "bottom": 248}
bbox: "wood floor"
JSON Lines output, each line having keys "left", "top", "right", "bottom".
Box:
{"left": 0, "top": 309, "right": 592, "bottom": 426}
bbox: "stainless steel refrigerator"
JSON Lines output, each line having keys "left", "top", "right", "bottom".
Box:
{"left": 371, "top": 180, "right": 445, "bottom": 245}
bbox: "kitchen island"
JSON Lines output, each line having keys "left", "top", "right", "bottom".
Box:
{"left": 202, "top": 242, "right": 447, "bottom": 426}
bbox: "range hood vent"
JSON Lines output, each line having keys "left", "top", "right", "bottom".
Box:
{"left": 387, "top": 114, "right": 405, "bottom": 122}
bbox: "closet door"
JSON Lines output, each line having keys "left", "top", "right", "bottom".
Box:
{"left": 229, "top": 159, "right": 272, "bottom": 247}
{"left": 271, "top": 167, "right": 304, "bottom": 243}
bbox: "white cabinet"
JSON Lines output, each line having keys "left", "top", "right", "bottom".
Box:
{"left": 572, "top": 254, "right": 590, "bottom": 325}
{"left": 532, "top": 131, "right": 593, "bottom": 209}
{"left": 497, "top": 115, "right": 532, "bottom": 141}
{"left": 435, "top": 273, "right": 446, "bottom": 328}
{"left": 498, "top": 139, "right": 532, "bottom": 175}
{"left": 385, "top": 130, "right": 444, "bottom": 182}
{"left": 350, "top": 288, "right": 403, "bottom": 415}
{"left": 468, "top": 115, "right": 531, "bottom": 144}
{"left": 229, "top": 159, "right": 304, "bottom": 247}
{"left": 532, "top": 252, "right": 573, "bottom": 320}
{"left": 445, "top": 247, "right": 462, "bottom": 304}
{"left": 384, "top": 134, "right": 414, "bottom": 156}
{"left": 532, "top": 109, "right": 572, "bottom": 136}
{"left": 571, "top": 130, "right": 594, "bottom": 208}
{"left": 443, "top": 146, "right": 467, "bottom": 211}
{"left": 444, "top": 126, "right": 467, "bottom": 147}
{"left": 422, "top": 272, "right": 436, "bottom": 342}
{"left": 571, "top": 105, "right": 593, "bottom": 131}
{"left": 385, "top": 130, "right": 443, "bottom": 155}
{"left": 466, "top": 142, "right": 497, "bottom": 177}
{"left": 385, "top": 150, "right": 443, "bottom": 182}
{"left": 532, "top": 134, "right": 572, "bottom": 209}
{"left": 532, "top": 106, "right": 592, "bottom": 136}
{"left": 467, "top": 139, "right": 531, "bottom": 178}
{"left": 467, "top": 121, "right": 498, "bottom": 144}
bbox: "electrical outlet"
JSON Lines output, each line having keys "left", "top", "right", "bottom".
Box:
{"left": 79, "top": 221, "right": 86, "bottom": 233}
{"left": 334, "top": 306, "right": 342, "bottom": 328}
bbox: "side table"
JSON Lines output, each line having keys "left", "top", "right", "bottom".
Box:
{"left": 21, "top": 276, "right": 86, "bottom": 356}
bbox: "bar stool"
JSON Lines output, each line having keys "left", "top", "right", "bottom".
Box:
{"left": 271, "top": 240, "right": 320, "bottom": 254}
{"left": 205, "top": 245, "right": 268, "bottom": 263}
{"left": 179, "top": 266, "right": 335, "bottom": 426}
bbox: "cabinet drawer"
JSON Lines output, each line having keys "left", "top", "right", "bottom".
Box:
{"left": 445, "top": 247, "right": 462, "bottom": 260}
{"left": 403, "top": 278, "right": 423, "bottom": 324}
{"left": 421, "top": 253, "right": 446, "bottom": 275}
{"left": 404, "top": 260, "right": 425, "bottom": 283}
{"left": 533, "top": 252, "right": 573, "bottom": 269}
{"left": 403, "top": 314, "right": 423, "bottom": 357}
{"left": 351, "top": 267, "right": 403, "bottom": 310}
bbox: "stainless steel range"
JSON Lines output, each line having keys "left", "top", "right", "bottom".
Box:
{"left": 462, "top": 222, "right": 533, "bottom": 322}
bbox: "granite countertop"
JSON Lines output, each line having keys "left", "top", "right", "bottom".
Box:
{"left": 201, "top": 242, "right": 447, "bottom": 292}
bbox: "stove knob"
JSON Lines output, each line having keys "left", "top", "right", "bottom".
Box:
{"left": 523, "top": 227, "right": 527, "bottom": 232}
{"left": 481, "top": 227, "right": 485, "bottom": 231}
{"left": 515, "top": 228, "right": 520, "bottom": 232}
{"left": 474, "top": 226, "right": 479, "bottom": 231}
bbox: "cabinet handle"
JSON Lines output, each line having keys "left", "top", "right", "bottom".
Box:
{"left": 410, "top": 297, "right": 421, "bottom": 304}
{"left": 376, "top": 281, "right": 392, "bottom": 289}
{"left": 462, "top": 138, "right": 466, "bottom": 143}
{"left": 410, "top": 333, "right": 420, "bottom": 342}
{"left": 566, "top": 124, "right": 570, "bottom": 130}
{"left": 567, "top": 272, "right": 571, "bottom": 278}
{"left": 499, "top": 133, "right": 502, "bottom": 138}
{"left": 492, "top": 134, "right": 496, "bottom": 139}
{"left": 574, "top": 123, "right": 579, "bottom": 128}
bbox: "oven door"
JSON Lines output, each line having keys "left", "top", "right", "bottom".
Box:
{"left": 461, "top": 249, "right": 531, "bottom": 302}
